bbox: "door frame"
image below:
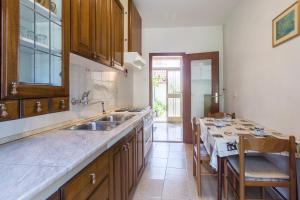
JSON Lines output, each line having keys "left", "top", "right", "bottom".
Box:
{"left": 149, "top": 52, "right": 185, "bottom": 108}
{"left": 183, "top": 52, "right": 219, "bottom": 144}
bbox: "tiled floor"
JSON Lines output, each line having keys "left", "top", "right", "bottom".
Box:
{"left": 153, "top": 123, "right": 183, "bottom": 142}
{"left": 133, "top": 142, "right": 278, "bottom": 200}
{"left": 133, "top": 142, "right": 218, "bottom": 200}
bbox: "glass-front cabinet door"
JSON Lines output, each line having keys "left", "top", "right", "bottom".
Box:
{"left": 1, "top": 0, "right": 69, "bottom": 99}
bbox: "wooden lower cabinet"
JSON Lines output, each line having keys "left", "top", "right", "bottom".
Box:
{"left": 126, "top": 131, "right": 137, "bottom": 199}
{"left": 62, "top": 152, "right": 109, "bottom": 200}
{"left": 109, "top": 138, "right": 127, "bottom": 200}
{"left": 55, "top": 123, "right": 144, "bottom": 200}
{"left": 135, "top": 122, "right": 144, "bottom": 181}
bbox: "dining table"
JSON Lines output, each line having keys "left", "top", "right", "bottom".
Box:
{"left": 198, "top": 117, "right": 300, "bottom": 200}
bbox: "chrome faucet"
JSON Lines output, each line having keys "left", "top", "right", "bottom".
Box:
{"left": 81, "top": 91, "right": 90, "bottom": 105}
{"left": 101, "top": 101, "right": 106, "bottom": 114}
{"left": 71, "top": 91, "right": 91, "bottom": 105}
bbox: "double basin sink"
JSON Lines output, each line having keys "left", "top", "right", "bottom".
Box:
{"left": 66, "top": 114, "right": 135, "bottom": 131}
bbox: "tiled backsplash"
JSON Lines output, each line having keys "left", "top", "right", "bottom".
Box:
{"left": 0, "top": 53, "right": 133, "bottom": 141}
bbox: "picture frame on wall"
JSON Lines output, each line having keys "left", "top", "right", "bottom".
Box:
{"left": 272, "top": 1, "right": 300, "bottom": 47}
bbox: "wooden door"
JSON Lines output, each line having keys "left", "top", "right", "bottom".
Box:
{"left": 126, "top": 131, "right": 136, "bottom": 199}
{"left": 111, "top": 0, "right": 124, "bottom": 67}
{"left": 183, "top": 52, "right": 219, "bottom": 143}
{"left": 128, "top": 0, "right": 142, "bottom": 55}
{"left": 71, "top": 0, "right": 93, "bottom": 58}
{"left": 136, "top": 122, "right": 144, "bottom": 181}
{"left": 94, "top": 0, "right": 111, "bottom": 66}
{"left": 109, "top": 140, "right": 127, "bottom": 200}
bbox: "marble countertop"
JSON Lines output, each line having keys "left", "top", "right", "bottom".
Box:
{"left": 0, "top": 109, "right": 151, "bottom": 200}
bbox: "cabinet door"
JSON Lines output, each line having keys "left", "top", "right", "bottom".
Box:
{"left": 136, "top": 122, "right": 144, "bottom": 180}
{"left": 109, "top": 140, "right": 127, "bottom": 200}
{"left": 94, "top": 0, "right": 111, "bottom": 66}
{"left": 71, "top": 0, "right": 93, "bottom": 58}
{"left": 111, "top": 0, "right": 124, "bottom": 67}
{"left": 128, "top": 0, "right": 142, "bottom": 55}
{"left": 88, "top": 177, "right": 109, "bottom": 200}
{"left": 1, "top": 0, "right": 70, "bottom": 99}
{"left": 126, "top": 131, "right": 136, "bottom": 199}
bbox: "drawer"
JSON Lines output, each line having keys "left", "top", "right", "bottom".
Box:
{"left": 50, "top": 97, "right": 69, "bottom": 113}
{"left": 21, "top": 99, "right": 49, "bottom": 118}
{"left": 62, "top": 152, "right": 109, "bottom": 200}
{"left": 0, "top": 100, "right": 19, "bottom": 121}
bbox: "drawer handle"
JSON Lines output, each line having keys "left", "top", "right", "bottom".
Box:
{"left": 10, "top": 81, "right": 18, "bottom": 96}
{"left": 90, "top": 173, "right": 96, "bottom": 185}
{"left": 36, "top": 101, "right": 42, "bottom": 113}
{"left": 93, "top": 52, "right": 97, "bottom": 59}
{"left": 0, "top": 103, "right": 8, "bottom": 118}
{"left": 60, "top": 100, "right": 66, "bottom": 109}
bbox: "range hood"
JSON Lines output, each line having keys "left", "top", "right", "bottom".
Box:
{"left": 124, "top": 52, "right": 146, "bottom": 70}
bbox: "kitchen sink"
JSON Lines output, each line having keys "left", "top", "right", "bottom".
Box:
{"left": 67, "top": 121, "right": 122, "bottom": 131}
{"left": 98, "top": 114, "right": 135, "bottom": 122}
{"left": 65, "top": 114, "right": 135, "bottom": 131}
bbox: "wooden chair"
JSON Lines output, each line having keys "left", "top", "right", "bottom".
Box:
{"left": 207, "top": 112, "right": 236, "bottom": 119}
{"left": 224, "top": 135, "right": 297, "bottom": 200}
{"left": 192, "top": 117, "right": 212, "bottom": 196}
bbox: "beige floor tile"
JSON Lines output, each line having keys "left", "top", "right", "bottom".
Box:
{"left": 151, "top": 150, "right": 169, "bottom": 159}
{"left": 168, "top": 151, "right": 187, "bottom": 159}
{"left": 165, "top": 168, "right": 188, "bottom": 181}
{"left": 149, "top": 158, "right": 168, "bottom": 168}
{"left": 135, "top": 178, "right": 164, "bottom": 197}
{"left": 167, "top": 158, "right": 187, "bottom": 169}
{"left": 169, "top": 143, "right": 186, "bottom": 150}
{"left": 142, "top": 166, "right": 166, "bottom": 180}
{"left": 132, "top": 193, "right": 162, "bottom": 200}
{"left": 162, "top": 180, "right": 190, "bottom": 199}
{"left": 153, "top": 142, "right": 170, "bottom": 151}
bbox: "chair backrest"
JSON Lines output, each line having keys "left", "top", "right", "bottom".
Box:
{"left": 238, "top": 135, "right": 296, "bottom": 194}
{"left": 207, "top": 112, "right": 236, "bottom": 119}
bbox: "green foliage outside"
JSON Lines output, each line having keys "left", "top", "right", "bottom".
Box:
{"left": 153, "top": 100, "right": 166, "bottom": 117}
{"left": 152, "top": 75, "right": 167, "bottom": 117}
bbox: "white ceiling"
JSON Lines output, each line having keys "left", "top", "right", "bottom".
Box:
{"left": 133, "top": 0, "right": 240, "bottom": 28}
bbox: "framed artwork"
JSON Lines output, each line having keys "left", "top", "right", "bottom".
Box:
{"left": 272, "top": 2, "right": 300, "bottom": 47}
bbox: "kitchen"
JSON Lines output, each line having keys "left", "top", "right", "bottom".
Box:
{"left": 0, "top": 0, "right": 300, "bottom": 200}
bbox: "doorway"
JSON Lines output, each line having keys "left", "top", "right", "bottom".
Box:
{"left": 183, "top": 52, "right": 220, "bottom": 143}
{"left": 150, "top": 53, "right": 184, "bottom": 142}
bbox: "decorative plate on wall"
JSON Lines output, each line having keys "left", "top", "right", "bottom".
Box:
{"left": 272, "top": 1, "right": 300, "bottom": 47}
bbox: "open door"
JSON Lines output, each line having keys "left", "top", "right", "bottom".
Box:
{"left": 183, "top": 52, "right": 219, "bottom": 143}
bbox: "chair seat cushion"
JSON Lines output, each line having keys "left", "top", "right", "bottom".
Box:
{"left": 228, "top": 156, "right": 289, "bottom": 181}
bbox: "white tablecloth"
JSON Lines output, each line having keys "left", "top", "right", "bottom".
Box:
{"left": 199, "top": 118, "right": 294, "bottom": 170}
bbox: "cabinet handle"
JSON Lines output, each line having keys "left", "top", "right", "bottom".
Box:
{"left": 0, "top": 103, "right": 8, "bottom": 119}
{"left": 90, "top": 173, "right": 96, "bottom": 185}
{"left": 93, "top": 52, "right": 97, "bottom": 59}
{"left": 35, "top": 101, "right": 42, "bottom": 113}
{"left": 59, "top": 100, "right": 65, "bottom": 109}
{"left": 10, "top": 82, "right": 18, "bottom": 96}
{"left": 122, "top": 144, "right": 128, "bottom": 151}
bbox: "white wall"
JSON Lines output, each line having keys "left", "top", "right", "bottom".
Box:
{"left": 0, "top": 54, "right": 133, "bottom": 141}
{"left": 224, "top": 1, "right": 300, "bottom": 197}
{"left": 224, "top": 0, "right": 300, "bottom": 139}
{"left": 133, "top": 26, "right": 224, "bottom": 109}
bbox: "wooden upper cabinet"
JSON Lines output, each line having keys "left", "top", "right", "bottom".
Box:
{"left": 111, "top": 0, "right": 124, "bottom": 68}
{"left": 1, "top": 0, "right": 70, "bottom": 99}
{"left": 71, "top": 0, "right": 93, "bottom": 59}
{"left": 93, "top": 0, "right": 112, "bottom": 66}
{"left": 128, "top": 0, "right": 142, "bottom": 55}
